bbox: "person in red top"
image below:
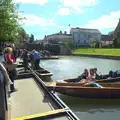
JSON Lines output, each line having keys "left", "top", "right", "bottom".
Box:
{"left": 4, "top": 47, "right": 14, "bottom": 64}
{"left": 4, "top": 47, "right": 17, "bottom": 92}
{"left": 79, "top": 68, "right": 96, "bottom": 85}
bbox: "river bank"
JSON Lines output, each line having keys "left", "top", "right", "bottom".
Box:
{"left": 72, "top": 54, "right": 120, "bottom": 60}
{"left": 72, "top": 48, "right": 120, "bottom": 60}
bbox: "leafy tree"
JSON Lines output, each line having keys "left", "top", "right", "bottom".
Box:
{"left": 64, "top": 41, "right": 74, "bottom": 49}
{"left": 0, "top": 0, "right": 21, "bottom": 43}
{"left": 16, "top": 27, "right": 29, "bottom": 44}
{"left": 29, "top": 34, "right": 35, "bottom": 43}
{"left": 108, "top": 31, "right": 114, "bottom": 36}
{"left": 90, "top": 39, "right": 97, "bottom": 51}
{"left": 113, "top": 38, "right": 120, "bottom": 48}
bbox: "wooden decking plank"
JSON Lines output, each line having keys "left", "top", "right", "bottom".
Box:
{"left": 11, "top": 109, "right": 65, "bottom": 120}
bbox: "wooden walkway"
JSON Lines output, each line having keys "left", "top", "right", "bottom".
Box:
{"left": 7, "top": 59, "right": 79, "bottom": 120}
{"left": 8, "top": 68, "right": 71, "bottom": 120}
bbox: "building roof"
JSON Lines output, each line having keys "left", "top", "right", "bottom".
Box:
{"left": 70, "top": 27, "right": 101, "bottom": 34}
{"left": 46, "top": 33, "right": 72, "bottom": 37}
{"left": 44, "top": 32, "right": 72, "bottom": 40}
{"left": 101, "top": 35, "right": 113, "bottom": 41}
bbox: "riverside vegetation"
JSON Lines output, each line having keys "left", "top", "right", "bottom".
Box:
{"left": 72, "top": 48, "right": 120, "bottom": 56}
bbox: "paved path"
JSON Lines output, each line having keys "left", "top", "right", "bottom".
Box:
{"left": 10, "top": 78, "right": 56, "bottom": 118}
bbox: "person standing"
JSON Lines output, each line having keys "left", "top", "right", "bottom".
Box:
{"left": 22, "top": 49, "right": 28, "bottom": 72}
{"left": 4, "top": 47, "right": 17, "bottom": 92}
{"left": 77, "top": 69, "right": 89, "bottom": 82}
{"left": 32, "top": 50, "right": 40, "bottom": 70}
{"left": 12, "top": 48, "right": 17, "bottom": 62}
{"left": 29, "top": 52, "right": 34, "bottom": 69}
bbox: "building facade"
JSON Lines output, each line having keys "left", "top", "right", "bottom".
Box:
{"left": 43, "top": 32, "right": 73, "bottom": 45}
{"left": 43, "top": 32, "right": 73, "bottom": 55}
{"left": 101, "top": 35, "right": 113, "bottom": 47}
{"left": 70, "top": 27, "right": 101, "bottom": 47}
{"left": 114, "top": 19, "right": 120, "bottom": 47}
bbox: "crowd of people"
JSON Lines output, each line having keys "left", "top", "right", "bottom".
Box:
{"left": 76, "top": 67, "right": 120, "bottom": 87}
{"left": 0, "top": 45, "right": 41, "bottom": 94}
{"left": 75, "top": 68, "right": 103, "bottom": 87}
{"left": 77, "top": 68, "right": 98, "bottom": 84}
{"left": 22, "top": 49, "right": 41, "bottom": 70}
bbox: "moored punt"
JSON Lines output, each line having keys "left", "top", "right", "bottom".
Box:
{"left": 41, "top": 56, "right": 59, "bottom": 60}
{"left": 8, "top": 66, "right": 79, "bottom": 120}
{"left": 46, "top": 82, "right": 120, "bottom": 98}
{"left": 35, "top": 68, "right": 53, "bottom": 78}
{"left": 27, "top": 56, "right": 59, "bottom": 62}
{"left": 16, "top": 58, "right": 53, "bottom": 77}
{"left": 62, "top": 76, "right": 120, "bottom": 83}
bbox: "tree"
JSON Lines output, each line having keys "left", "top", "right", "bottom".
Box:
{"left": 113, "top": 38, "right": 119, "bottom": 48}
{"left": 29, "top": 34, "right": 34, "bottom": 43}
{"left": 90, "top": 39, "right": 97, "bottom": 51}
{"left": 0, "top": 0, "right": 21, "bottom": 43}
{"left": 64, "top": 41, "right": 74, "bottom": 49}
{"left": 16, "top": 27, "right": 29, "bottom": 44}
{"left": 108, "top": 31, "right": 114, "bottom": 36}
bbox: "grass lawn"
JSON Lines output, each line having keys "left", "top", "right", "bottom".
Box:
{"left": 72, "top": 48, "right": 120, "bottom": 56}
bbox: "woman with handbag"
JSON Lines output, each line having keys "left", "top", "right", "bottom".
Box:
{"left": 4, "top": 47, "right": 17, "bottom": 92}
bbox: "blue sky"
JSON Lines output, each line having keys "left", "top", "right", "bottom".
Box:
{"left": 15, "top": 0, "right": 120, "bottom": 40}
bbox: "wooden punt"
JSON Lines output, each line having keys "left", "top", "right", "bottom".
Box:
{"left": 41, "top": 56, "right": 59, "bottom": 60}
{"left": 17, "top": 60, "right": 53, "bottom": 77}
{"left": 46, "top": 82, "right": 120, "bottom": 98}
{"left": 62, "top": 76, "right": 120, "bottom": 83}
{"left": 35, "top": 67, "right": 53, "bottom": 78}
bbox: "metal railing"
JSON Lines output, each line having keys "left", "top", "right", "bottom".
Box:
{"left": 0, "top": 75, "right": 8, "bottom": 120}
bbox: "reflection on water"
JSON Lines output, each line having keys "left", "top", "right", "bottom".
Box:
{"left": 59, "top": 94, "right": 120, "bottom": 112}
{"left": 41, "top": 56, "right": 120, "bottom": 81}
{"left": 41, "top": 56, "right": 120, "bottom": 120}
{"left": 57, "top": 93, "right": 120, "bottom": 120}
{"left": 0, "top": 56, "right": 3, "bottom": 62}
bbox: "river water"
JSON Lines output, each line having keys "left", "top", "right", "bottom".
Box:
{"left": 41, "top": 56, "right": 120, "bottom": 120}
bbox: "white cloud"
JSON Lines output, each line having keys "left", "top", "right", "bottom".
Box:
{"left": 22, "top": 14, "right": 56, "bottom": 26}
{"left": 49, "top": 18, "right": 56, "bottom": 26}
{"left": 58, "top": 8, "right": 70, "bottom": 16}
{"left": 60, "top": 0, "right": 97, "bottom": 13}
{"left": 82, "top": 11, "right": 120, "bottom": 30}
{"left": 15, "top": 0, "right": 48, "bottom": 5}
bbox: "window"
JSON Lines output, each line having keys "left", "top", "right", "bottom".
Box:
{"left": 88, "top": 34, "right": 92, "bottom": 38}
{"left": 84, "top": 34, "right": 86, "bottom": 38}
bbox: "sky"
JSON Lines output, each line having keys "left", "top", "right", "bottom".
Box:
{"left": 14, "top": 0, "right": 120, "bottom": 40}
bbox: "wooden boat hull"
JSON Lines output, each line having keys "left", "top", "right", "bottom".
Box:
{"left": 53, "top": 86, "right": 120, "bottom": 98}
{"left": 48, "top": 84, "right": 120, "bottom": 98}
{"left": 35, "top": 68, "right": 53, "bottom": 77}
{"left": 63, "top": 76, "right": 120, "bottom": 83}
{"left": 41, "top": 56, "right": 59, "bottom": 60}
{"left": 46, "top": 82, "right": 120, "bottom": 98}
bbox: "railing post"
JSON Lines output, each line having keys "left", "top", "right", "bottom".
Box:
{"left": 0, "top": 76, "right": 8, "bottom": 120}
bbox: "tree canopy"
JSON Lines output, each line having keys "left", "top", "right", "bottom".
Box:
{"left": 29, "top": 34, "right": 34, "bottom": 43}
{"left": 64, "top": 41, "right": 74, "bottom": 49}
{"left": 0, "top": 0, "right": 21, "bottom": 42}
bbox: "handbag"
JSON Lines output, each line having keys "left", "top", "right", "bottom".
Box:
{"left": 6, "top": 63, "right": 17, "bottom": 71}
